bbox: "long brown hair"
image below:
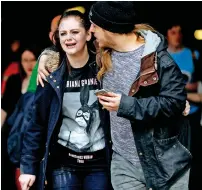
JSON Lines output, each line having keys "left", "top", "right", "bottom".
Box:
{"left": 97, "top": 24, "right": 156, "bottom": 80}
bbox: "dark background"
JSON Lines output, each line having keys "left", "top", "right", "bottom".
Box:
{"left": 1, "top": 1, "right": 202, "bottom": 70}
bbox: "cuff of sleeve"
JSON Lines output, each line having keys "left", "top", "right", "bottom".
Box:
{"left": 117, "top": 94, "right": 135, "bottom": 118}
{"left": 20, "top": 156, "right": 38, "bottom": 175}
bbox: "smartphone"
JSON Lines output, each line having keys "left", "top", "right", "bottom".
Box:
{"left": 94, "top": 89, "right": 109, "bottom": 96}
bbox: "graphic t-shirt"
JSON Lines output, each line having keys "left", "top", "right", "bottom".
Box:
{"left": 58, "top": 59, "right": 105, "bottom": 153}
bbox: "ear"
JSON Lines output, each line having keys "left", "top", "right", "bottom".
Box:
{"left": 86, "top": 30, "right": 92, "bottom": 42}
{"left": 49, "top": 31, "right": 53, "bottom": 42}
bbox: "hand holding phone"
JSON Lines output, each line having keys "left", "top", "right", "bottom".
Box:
{"left": 94, "top": 89, "right": 109, "bottom": 96}
{"left": 95, "top": 90, "right": 122, "bottom": 112}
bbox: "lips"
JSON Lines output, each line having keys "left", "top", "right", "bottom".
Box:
{"left": 65, "top": 42, "right": 77, "bottom": 48}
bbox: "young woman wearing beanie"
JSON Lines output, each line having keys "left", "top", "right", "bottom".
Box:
{"left": 88, "top": 1, "right": 191, "bottom": 190}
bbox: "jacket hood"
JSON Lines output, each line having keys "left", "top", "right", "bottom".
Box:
{"left": 139, "top": 30, "right": 168, "bottom": 57}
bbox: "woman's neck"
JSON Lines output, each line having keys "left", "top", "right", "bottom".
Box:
{"left": 112, "top": 33, "right": 144, "bottom": 52}
{"left": 21, "top": 76, "right": 30, "bottom": 94}
{"left": 66, "top": 45, "right": 89, "bottom": 68}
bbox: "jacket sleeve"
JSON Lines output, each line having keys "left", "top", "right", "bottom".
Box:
{"left": 20, "top": 82, "right": 53, "bottom": 175}
{"left": 117, "top": 58, "right": 187, "bottom": 121}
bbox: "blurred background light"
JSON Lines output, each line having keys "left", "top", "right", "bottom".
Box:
{"left": 194, "top": 29, "right": 202, "bottom": 40}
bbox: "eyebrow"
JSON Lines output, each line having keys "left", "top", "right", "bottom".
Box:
{"left": 59, "top": 29, "right": 80, "bottom": 32}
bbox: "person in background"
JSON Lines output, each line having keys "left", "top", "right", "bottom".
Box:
{"left": 1, "top": 39, "right": 21, "bottom": 96}
{"left": 167, "top": 23, "right": 202, "bottom": 190}
{"left": 49, "top": 15, "right": 62, "bottom": 44}
{"left": 1, "top": 45, "right": 39, "bottom": 190}
{"left": 167, "top": 23, "right": 200, "bottom": 120}
{"left": 28, "top": 14, "right": 61, "bottom": 93}
{"left": 1, "top": 46, "right": 39, "bottom": 126}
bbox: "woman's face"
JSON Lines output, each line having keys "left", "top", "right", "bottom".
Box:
{"left": 58, "top": 16, "right": 91, "bottom": 56}
{"left": 21, "top": 50, "right": 36, "bottom": 76}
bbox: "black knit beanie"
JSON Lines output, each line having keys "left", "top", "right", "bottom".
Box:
{"left": 89, "top": 1, "right": 136, "bottom": 34}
